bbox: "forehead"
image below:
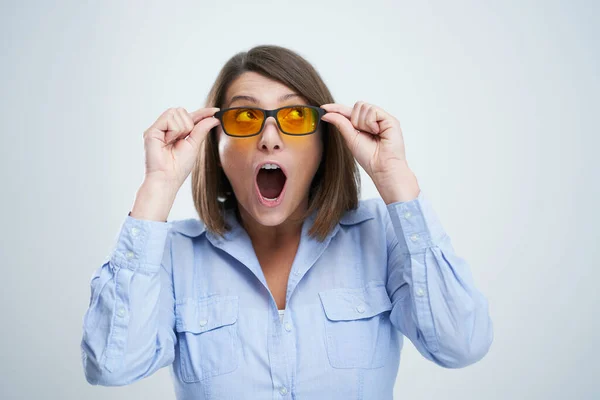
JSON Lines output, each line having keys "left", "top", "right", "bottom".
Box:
{"left": 225, "top": 71, "right": 307, "bottom": 108}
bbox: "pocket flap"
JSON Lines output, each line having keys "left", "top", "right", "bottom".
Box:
{"left": 318, "top": 282, "right": 392, "bottom": 321}
{"left": 175, "top": 295, "right": 238, "bottom": 333}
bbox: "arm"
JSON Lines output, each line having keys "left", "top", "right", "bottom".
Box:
{"left": 80, "top": 214, "right": 176, "bottom": 385}
{"left": 384, "top": 190, "right": 494, "bottom": 368}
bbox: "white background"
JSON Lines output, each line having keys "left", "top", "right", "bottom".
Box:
{"left": 1, "top": 0, "right": 598, "bottom": 399}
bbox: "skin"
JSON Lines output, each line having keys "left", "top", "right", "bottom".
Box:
{"left": 319, "top": 102, "right": 420, "bottom": 205}
{"left": 216, "top": 72, "right": 324, "bottom": 251}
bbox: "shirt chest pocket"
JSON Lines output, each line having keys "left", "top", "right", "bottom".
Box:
{"left": 175, "top": 295, "right": 240, "bottom": 383}
{"left": 318, "top": 282, "right": 393, "bottom": 369}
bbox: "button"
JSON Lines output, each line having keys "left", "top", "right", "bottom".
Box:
{"left": 416, "top": 287, "right": 425, "bottom": 297}
{"left": 294, "top": 270, "right": 300, "bottom": 275}
{"left": 199, "top": 319, "right": 208, "bottom": 327}
{"left": 356, "top": 304, "right": 365, "bottom": 313}
{"left": 131, "top": 227, "right": 140, "bottom": 236}
{"left": 410, "top": 233, "right": 419, "bottom": 242}
{"left": 125, "top": 251, "right": 135, "bottom": 259}
{"left": 279, "top": 386, "right": 288, "bottom": 395}
{"left": 404, "top": 211, "right": 412, "bottom": 218}
{"left": 116, "top": 307, "right": 126, "bottom": 317}
{"left": 284, "top": 322, "right": 292, "bottom": 332}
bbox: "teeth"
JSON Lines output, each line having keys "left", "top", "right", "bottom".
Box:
{"left": 261, "top": 163, "right": 280, "bottom": 170}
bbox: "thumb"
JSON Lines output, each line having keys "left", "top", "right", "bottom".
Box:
{"left": 321, "top": 113, "right": 359, "bottom": 145}
{"left": 174, "top": 116, "right": 220, "bottom": 154}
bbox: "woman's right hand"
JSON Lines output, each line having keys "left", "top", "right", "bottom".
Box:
{"left": 142, "top": 107, "right": 221, "bottom": 189}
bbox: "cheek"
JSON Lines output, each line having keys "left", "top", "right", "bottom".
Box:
{"left": 283, "top": 136, "right": 323, "bottom": 188}
{"left": 284, "top": 132, "right": 322, "bottom": 150}
{"left": 283, "top": 135, "right": 323, "bottom": 166}
{"left": 218, "top": 131, "right": 255, "bottom": 156}
{"left": 218, "top": 134, "right": 257, "bottom": 192}
{"left": 218, "top": 134, "right": 256, "bottom": 167}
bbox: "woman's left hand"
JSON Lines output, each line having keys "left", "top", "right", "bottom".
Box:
{"left": 320, "top": 101, "right": 420, "bottom": 203}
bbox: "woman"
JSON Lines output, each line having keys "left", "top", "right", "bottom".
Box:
{"left": 81, "top": 45, "right": 493, "bottom": 399}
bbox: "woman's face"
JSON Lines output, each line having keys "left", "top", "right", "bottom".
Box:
{"left": 216, "top": 71, "right": 323, "bottom": 228}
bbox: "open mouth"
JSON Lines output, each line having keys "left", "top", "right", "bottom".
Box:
{"left": 256, "top": 163, "right": 287, "bottom": 204}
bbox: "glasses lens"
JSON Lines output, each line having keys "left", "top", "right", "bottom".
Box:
{"left": 277, "top": 106, "right": 318, "bottom": 135}
{"left": 222, "top": 108, "right": 264, "bottom": 136}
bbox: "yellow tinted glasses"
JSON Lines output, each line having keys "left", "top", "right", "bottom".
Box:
{"left": 214, "top": 105, "right": 326, "bottom": 137}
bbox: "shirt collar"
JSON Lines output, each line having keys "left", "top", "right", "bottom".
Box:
{"left": 338, "top": 202, "right": 375, "bottom": 225}
{"left": 170, "top": 218, "right": 206, "bottom": 238}
{"left": 171, "top": 200, "right": 374, "bottom": 239}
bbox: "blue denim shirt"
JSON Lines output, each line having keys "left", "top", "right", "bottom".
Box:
{"left": 81, "top": 190, "right": 493, "bottom": 399}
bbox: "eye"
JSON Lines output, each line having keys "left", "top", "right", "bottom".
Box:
{"left": 235, "top": 109, "right": 260, "bottom": 122}
{"left": 282, "top": 107, "right": 305, "bottom": 120}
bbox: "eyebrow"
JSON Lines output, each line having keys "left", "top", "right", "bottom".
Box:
{"left": 227, "top": 93, "right": 302, "bottom": 108}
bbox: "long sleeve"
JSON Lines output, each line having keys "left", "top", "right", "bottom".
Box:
{"left": 384, "top": 190, "right": 494, "bottom": 368}
{"left": 81, "top": 214, "right": 177, "bottom": 385}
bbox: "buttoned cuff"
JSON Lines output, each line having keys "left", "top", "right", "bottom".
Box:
{"left": 386, "top": 190, "right": 448, "bottom": 254}
{"left": 109, "top": 214, "right": 171, "bottom": 273}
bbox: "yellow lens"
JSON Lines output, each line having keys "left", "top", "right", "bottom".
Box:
{"left": 277, "top": 106, "right": 317, "bottom": 135}
{"left": 222, "top": 108, "right": 264, "bottom": 136}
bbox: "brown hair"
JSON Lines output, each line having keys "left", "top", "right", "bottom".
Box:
{"left": 192, "top": 44, "right": 360, "bottom": 241}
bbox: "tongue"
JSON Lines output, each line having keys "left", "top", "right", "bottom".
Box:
{"left": 257, "top": 169, "right": 286, "bottom": 199}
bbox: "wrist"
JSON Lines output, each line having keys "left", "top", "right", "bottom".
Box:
{"left": 130, "top": 180, "right": 179, "bottom": 222}
{"left": 142, "top": 175, "right": 180, "bottom": 192}
{"left": 373, "top": 164, "right": 421, "bottom": 205}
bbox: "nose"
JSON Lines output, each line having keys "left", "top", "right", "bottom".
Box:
{"left": 257, "top": 116, "right": 284, "bottom": 152}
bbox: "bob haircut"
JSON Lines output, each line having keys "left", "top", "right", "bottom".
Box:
{"left": 192, "top": 44, "right": 360, "bottom": 242}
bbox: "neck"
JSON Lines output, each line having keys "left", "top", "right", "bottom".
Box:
{"left": 237, "top": 196, "right": 309, "bottom": 251}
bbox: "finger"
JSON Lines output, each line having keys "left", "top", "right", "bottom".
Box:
{"left": 172, "top": 111, "right": 186, "bottom": 133}
{"left": 350, "top": 101, "right": 364, "bottom": 129}
{"left": 365, "top": 106, "right": 380, "bottom": 134}
{"left": 175, "top": 115, "right": 220, "bottom": 153}
{"left": 177, "top": 107, "right": 195, "bottom": 134}
{"left": 321, "top": 112, "right": 361, "bottom": 146}
{"left": 189, "top": 107, "right": 221, "bottom": 124}
{"left": 148, "top": 107, "right": 178, "bottom": 135}
{"left": 368, "top": 104, "right": 394, "bottom": 122}
{"left": 322, "top": 102, "right": 389, "bottom": 134}
{"left": 320, "top": 103, "right": 353, "bottom": 119}
{"left": 357, "top": 103, "right": 371, "bottom": 132}
{"left": 165, "top": 108, "right": 193, "bottom": 145}
{"left": 165, "top": 113, "right": 184, "bottom": 144}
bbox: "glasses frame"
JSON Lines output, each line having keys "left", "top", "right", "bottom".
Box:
{"left": 214, "top": 104, "right": 327, "bottom": 137}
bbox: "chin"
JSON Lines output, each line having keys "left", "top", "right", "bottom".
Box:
{"left": 237, "top": 189, "right": 302, "bottom": 229}
{"left": 251, "top": 195, "right": 294, "bottom": 225}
